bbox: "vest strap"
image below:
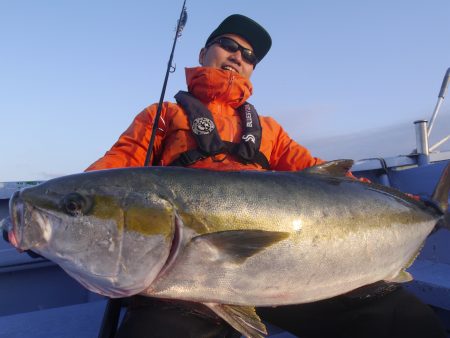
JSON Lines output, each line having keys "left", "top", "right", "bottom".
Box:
{"left": 222, "top": 142, "right": 271, "bottom": 170}
{"left": 169, "top": 149, "right": 207, "bottom": 167}
{"left": 236, "top": 102, "right": 263, "bottom": 161}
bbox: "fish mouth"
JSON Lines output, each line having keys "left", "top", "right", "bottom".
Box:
{"left": 8, "top": 191, "right": 24, "bottom": 248}
{"left": 7, "top": 191, "right": 51, "bottom": 250}
{"left": 0, "top": 216, "right": 14, "bottom": 243}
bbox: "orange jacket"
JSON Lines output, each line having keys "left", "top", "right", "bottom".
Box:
{"left": 86, "top": 67, "right": 323, "bottom": 172}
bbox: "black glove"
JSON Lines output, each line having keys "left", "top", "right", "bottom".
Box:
{"left": 2, "top": 229, "right": 8, "bottom": 243}
{"left": 24, "top": 249, "right": 43, "bottom": 259}
{"left": 420, "top": 195, "right": 443, "bottom": 213}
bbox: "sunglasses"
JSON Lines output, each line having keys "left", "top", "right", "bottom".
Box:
{"left": 206, "top": 37, "right": 258, "bottom": 66}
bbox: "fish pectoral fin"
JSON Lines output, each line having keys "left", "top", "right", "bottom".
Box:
{"left": 385, "top": 270, "right": 413, "bottom": 283}
{"left": 204, "top": 303, "right": 267, "bottom": 338}
{"left": 192, "top": 230, "right": 289, "bottom": 263}
{"left": 304, "top": 159, "right": 354, "bottom": 177}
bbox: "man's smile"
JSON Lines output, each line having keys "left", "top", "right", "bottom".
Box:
{"left": 222, "top": 65, "right": 239, "bottom": 73}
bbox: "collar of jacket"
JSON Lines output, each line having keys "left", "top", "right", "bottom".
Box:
{"left": 185, "top": 67, "right": 253, "bottom": 111}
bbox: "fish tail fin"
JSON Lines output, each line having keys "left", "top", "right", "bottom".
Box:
{"left": 431, "top": 163, "right": 450, "bottom": 229}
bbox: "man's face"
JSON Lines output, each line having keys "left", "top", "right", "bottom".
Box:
{"left": 199, "top": 33, "right": 255, "bottom": 79}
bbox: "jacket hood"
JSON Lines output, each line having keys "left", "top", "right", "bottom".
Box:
{"left": 185, "top": 67, "right": 253, "bottom": 109}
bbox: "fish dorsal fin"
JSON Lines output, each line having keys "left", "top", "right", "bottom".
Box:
{"left": 431, "top": 163, "right": 450, "bottom": 213}
{"left": 385, "top": 270, "right": 413, "bottom": 283}
{"left": 204, "top": 303, "right": 267, "bottom": 338}
{"left": 191, "top": 230, "right": 289, "bottom": 264}
{"left": 303, "top": 159, "right": 354, "bottom": 177}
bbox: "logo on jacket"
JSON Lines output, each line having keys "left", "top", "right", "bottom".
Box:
{"left": 242, "top": 134, "right": 256, "bottom": 144}
{"left": 192, "top": 118, "right": 215, "bottom": 135}
{"left": 243, "top": 104, "right": 253, "bottom": 128}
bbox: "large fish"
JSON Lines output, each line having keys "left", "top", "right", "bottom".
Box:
{"left": 2, "top": 160, "right": 450, "bottom": 337}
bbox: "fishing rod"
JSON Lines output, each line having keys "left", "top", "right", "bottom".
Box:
{"left": 144, "top": 0, "right": 188, "bottom": 166}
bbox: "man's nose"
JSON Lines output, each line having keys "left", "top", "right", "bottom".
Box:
{"left": 229, "top": 50, "right": 242, "bottom": 65}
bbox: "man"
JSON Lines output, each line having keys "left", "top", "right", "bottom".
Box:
{"left": 88, "top": 14, "right": 445, "bottom": 338}
{"left": 86, "top": 15, "right": 322, "bottom": 173}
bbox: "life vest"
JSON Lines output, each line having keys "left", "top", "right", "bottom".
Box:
{"left": 169, "top": 91, "right": 270, "bottom": 170}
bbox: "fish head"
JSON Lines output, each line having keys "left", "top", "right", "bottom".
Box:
{"left": 8, "top": 171, "right": 176, "bottom": 297}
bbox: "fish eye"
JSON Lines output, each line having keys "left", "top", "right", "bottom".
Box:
{"left": 62, "top": 193, "right": 92, "bottom": 217}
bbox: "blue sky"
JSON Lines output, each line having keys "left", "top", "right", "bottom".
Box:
{"left": 1, "top": 0, "right": 449, "bottom": 181}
